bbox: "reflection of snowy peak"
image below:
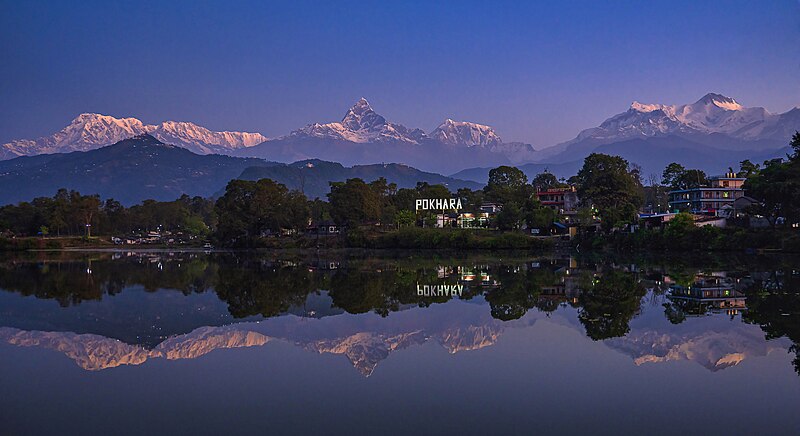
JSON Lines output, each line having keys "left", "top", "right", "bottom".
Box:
{"left": 307, "top": 331, "right": 427, "bottom": 376}
{"left": 288, "top": 98, "right": 426, "bottom": 144}
{"left": 1, "top": 113, "right": 267, "bottom": 159}
{"left": 605, "top": 325, "right": 789, "bottom": 372}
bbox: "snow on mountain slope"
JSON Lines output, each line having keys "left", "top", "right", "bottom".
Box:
{"left": 572, "top": 93, "right": 790, "bottom": 144}
{"left": 429, "top": 118, "right": 503, "bottom": 147}
{"left": 148, "top": 121, "right": 267, "bottom": 154}
{"left": 1, "top": 113, "right": 267, "bottom": 159}
{"left": 287, "top": 98, "right": 426, "bottom": 144}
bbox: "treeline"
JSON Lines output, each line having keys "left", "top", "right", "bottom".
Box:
{"left": 0, "top": 188, "right": 215, "bottom": 237}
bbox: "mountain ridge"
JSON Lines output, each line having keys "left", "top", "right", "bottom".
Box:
{"left": 1, "top": 113, "right": 268, "bottom": 159}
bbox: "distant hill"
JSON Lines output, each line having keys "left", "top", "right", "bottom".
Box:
{"left": 452, "top": 137, "right": 791, "bottom": 184}
{"left": 236, "top": 159, "right": 482, "bottom": 199}
{"left": 0, "top": 135, "right": 273, "bottom": 205}
{"left": 0, "top": 135, "right": 481, "bottom": 206}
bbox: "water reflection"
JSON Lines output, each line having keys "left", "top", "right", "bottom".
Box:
{"left": 0, "top": 251, "right": 798, "bottom": 376}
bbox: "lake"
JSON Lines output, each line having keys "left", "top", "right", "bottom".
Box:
{"left": 1, "top": 250, "right": 799, "bottom": 435}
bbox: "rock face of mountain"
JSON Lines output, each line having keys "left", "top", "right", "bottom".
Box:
{"left": 0, "top": 135, "right": 272, "bottom": 205}
{"left": 565, "top": 93, "right": 793, "bottom": 147}
{"left": 429, "top": 119, "right": 503, "bottom": 147}
{"left": 238, "top": 98, "right": 538, "bottom": 174}
{"left": 237, "top": 159, "right": 482, "bottom": 199}
{"left": 288, "top": 98, "right": 426, "bottom": 144}
{"left": 0, "top": 113, "right": 267, "bottom": 159}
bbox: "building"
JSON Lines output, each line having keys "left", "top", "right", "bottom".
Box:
{"left": 309, "top": 220, "right": 341, "bottom": 235}
{"left": 668, "top": 274, "right": 747, "bottom": 317}
{"left": 668, "top": 173, "right": 746, "bottom": 214}
{"left": 535, "top": 186, "right": 579, "bottom": 216}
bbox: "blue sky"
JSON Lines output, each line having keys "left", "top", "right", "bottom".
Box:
{"left": 1, "top": 0, "right": 798, "bottom": 147}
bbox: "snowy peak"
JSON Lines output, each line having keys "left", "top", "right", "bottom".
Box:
{"left": 288, "top": 99, "right": 423, "bottom": 144}
{"left": 148, "top": 121, "right": 267, "bottom": 154}
{"left": 693, "top": 93, "right": 743, "bottom": 111}
{"left": 568, "top": 93, "right": 792, "bottom": 145}
{"left": 1, "top": 114, "right": 267, "bottom": 159}
{"left": 429, "top": 119, "right": 503, "bottom": 147}
{"left": 340, "top": 98, "right": 387, "bottom": 131}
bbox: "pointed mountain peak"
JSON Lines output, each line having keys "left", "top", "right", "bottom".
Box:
{"left": 353, "top": 97, "right": 372, "bottom": 111}
{"left": 341, "top": 98, "right": 386, "bottom": 130}
{"left": 695, "top": 93, "right": 742, "bottom": 110}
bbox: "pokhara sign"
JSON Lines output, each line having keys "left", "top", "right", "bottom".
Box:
{"left": 415, "top": 198, "right": 463, "bottom": 211}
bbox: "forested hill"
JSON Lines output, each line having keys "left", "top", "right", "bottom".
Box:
{"left": 0, "top": 135, "right": 274, "bottom": 205}
{"left": 0, "top": 135, "right": 481, "bottom": 206}
{"left": 236, "top": 159, "right": 482, "bottom": 199}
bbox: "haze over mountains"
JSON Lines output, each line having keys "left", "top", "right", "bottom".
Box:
{"left": 2, "top": 93, "right": 797, "bottom": 185}
{"left": 0, "top": 135, "right": 479, "bottom": 205}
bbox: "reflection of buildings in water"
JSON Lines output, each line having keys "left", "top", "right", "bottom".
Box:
{"left": 669, "top": 275, "right": 747, "bottom": 317}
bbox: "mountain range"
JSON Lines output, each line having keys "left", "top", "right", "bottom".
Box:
{"left": 2, "top": 93, "right": 797, "bottom": 183}
{"left": 0, "top": 135, "right": 479, "bottom": 205}
{"left": 0, "top": 113, "right": 267, "bottom": 158}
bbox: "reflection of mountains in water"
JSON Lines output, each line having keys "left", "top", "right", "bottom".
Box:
{"left": 1, "top": 297, "right": 789, "bottom": 376}
{"left": 0, "top": 302, "right": 515, "bottom": 376}
{"left": 605, "top": 326, "right": 789, "bottom": 372}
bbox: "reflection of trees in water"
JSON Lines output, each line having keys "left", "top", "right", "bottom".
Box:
{"left": 3, "top": 252, "right": 800, "bottom": 376}
{"left": 741, "top": 271, "right": 800, "bottom": 375}
{"left": 213, "top": 258, "right": 322, "bottom": 318}
{"left": 0, "top": 255, "right": 215, "bottom": 306}
{"left": 577, "top": 270, "right": 646, "bottom": 341}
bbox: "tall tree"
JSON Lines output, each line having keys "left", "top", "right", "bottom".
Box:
{"left": 575, "top": 153, "right": 644, "bottom": 231}
{"left": 328, "top": 178, "right": 382, "bottom": 226}
{"left": 485, "top": 166, "right": 533, "bottom": 205}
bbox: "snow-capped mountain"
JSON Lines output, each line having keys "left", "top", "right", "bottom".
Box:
{"left": 287, "top": 98, "right": 426, "bottom": 144}
{"left": 237, "top": 98, "right": 538, "bottom": 173}
{"left": 149, "top": 121, "right": 267, "bottom": 154}
{"left": 0, "top": 113, "right": 267, "bottom": 159}
{"left": 430, "top": 119, "right": 503, "bottom": 147}
{"left": 568, "top": 93, "right": 794, "bottom": 146}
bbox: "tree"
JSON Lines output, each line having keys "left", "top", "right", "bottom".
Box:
{"left": 578, "top": 269, "right": 646, "bottom": 340}
{"left": 662, "top": 163, "right": 709, "bottom": 189}
{"left": 531, "top": 171, "right": 564, "bottom": 191}
{"left": 743, "top": 157, "right": 800, "bottom": 226}
{"left": 661, "top": 163, "right": 686, "bottom": 187}
{"left": 575, "top": 153, "right": 644, "bottom": 231}
{"left": 495, "top": 202, "right": 523, "bottom": 231}
{"left": 328, "top": 178, "right": 381, "bottom": 226}
{"left": 214, "top": 179, "right": 309, "bottom": 245}
{"left": 678, "top": 169, "right": 708, "bottom": 189}
{"left": 791, "top": 131, "right": 800, "bottom": 161}
{"left": 738, "top": 159, "right": 761, "bottom": 178}
{"left": 485, "top": 166, "right": 533, "bottom": 205}
{"left": 395, "top": 210, "right": 415, "bottom": 227}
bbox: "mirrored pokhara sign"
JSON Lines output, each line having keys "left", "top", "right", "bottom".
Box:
{"left": 415, "top": 198, "right": 463, "bottom": 211}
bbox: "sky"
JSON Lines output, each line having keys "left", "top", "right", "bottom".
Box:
{"left": 1, "top": 0, "right": 799, "bottom": 148}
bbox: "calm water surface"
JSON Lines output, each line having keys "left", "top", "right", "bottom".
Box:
{"left": 0, "top": 251, "right": 799, "bottom": 435}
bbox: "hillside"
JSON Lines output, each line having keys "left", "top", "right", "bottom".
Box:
{"left": 0, "top": 135, "right": 273, "bottom": 205}
{"left": 236, "top": 159, "right": 482, "bottom": 199}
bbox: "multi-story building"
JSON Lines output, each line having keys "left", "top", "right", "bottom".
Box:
{"left": 667, "top": 173, "right": 746, "bottom": 214}
{"left": 535, "top": 186, "right": 579, "bottom": 215}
